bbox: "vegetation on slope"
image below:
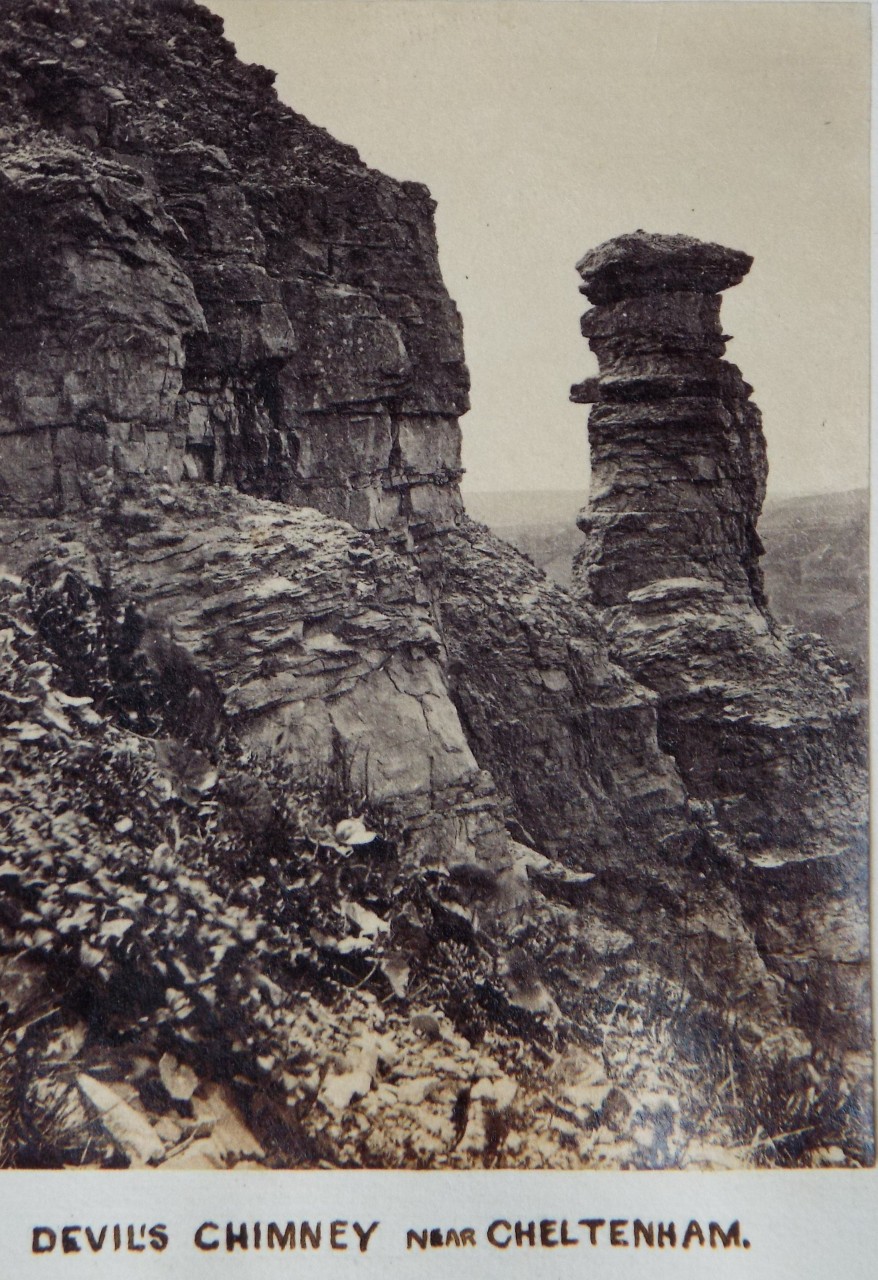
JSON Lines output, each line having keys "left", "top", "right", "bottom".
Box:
{"left": 0, "top": 564, "right": 870, "bottom": 1170}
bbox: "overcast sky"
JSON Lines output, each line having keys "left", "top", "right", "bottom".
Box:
{"left": 206, "top": 1, "right": 870, "bottom": 498}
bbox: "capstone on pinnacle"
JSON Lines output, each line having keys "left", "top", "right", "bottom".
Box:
{"left": 575, "top": 230, "right": 753, "bottom": 305}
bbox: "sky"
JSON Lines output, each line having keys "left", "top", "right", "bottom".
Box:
{"left": 206, "top": 0, "right": 870, "bottom": 498}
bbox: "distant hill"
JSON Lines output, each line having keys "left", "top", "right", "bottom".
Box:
{"left": 464, "top": 489, "right": 583, "bottom": 588}
{"left": 465, "top": 487, "right": 869, "bottom": 687}
{"left": 759, "top": 489, "right": 868, "bottom": 689}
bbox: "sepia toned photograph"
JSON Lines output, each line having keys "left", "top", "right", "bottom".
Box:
{"left": 0, "top": 0, "right": 871, "bottom": 1178}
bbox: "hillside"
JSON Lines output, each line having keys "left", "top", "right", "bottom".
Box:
{"left": 0, "top": 1, "right": 870, "bottom": 1172}
{"left": 760, "top": 489, "right": 868, "bottom": 690}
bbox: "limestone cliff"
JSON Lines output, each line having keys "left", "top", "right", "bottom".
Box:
{"left": 0, "top": 0, "right": 466, "bottom": 529}
{"left": 0, "top": 3, "right": 707, "bottom": 910}
{"left": 0, "top": 5, "right": 870, "bottom": 1170}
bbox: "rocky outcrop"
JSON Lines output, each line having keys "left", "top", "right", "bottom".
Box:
{"left": 0, "top": 6, "right": 870, "bottom": 1169}
{"left": 0, "top": 5, "right": 712, "bottom": 924}
{"left": 416, "top": 518, "right": 693, "bottom": 876}
{"left": 571, "top": 232, "right": 766, "bottom": 609}
{"left": 2, "top": 485, "right": 510, "bottom": 871}
{"left": 571, "top": 230, "right": 870, "bottom": 1055}
{"left": 0, "top": 0, "right": 466, "bottom": 530}
{"left": 414, "top": 517, "right": 799, "bottom": 1028}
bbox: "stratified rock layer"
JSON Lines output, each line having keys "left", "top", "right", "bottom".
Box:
{"left": 3, "top": 488, "right": 541, "bottom": 889}
{"left": 576, "top": 230, "right": 753, "bottom": 305}
{"left": 571, "top": 258, "right": 767, "bottom": 609}
{"left": 416, "top": 518, "right": 693, "bottom": 877}
{"left": 0, "top": 0, "right": 467, "bottom": 530}
{"left": 571, "top": 231, "right": 870, "bottom": 1053}
{"left": 0, "top": 6, "right": 871, "bottom": 1168}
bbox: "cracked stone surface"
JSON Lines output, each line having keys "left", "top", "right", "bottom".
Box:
{"left": 0, "top": 5, "right": 870, "bottom": 1171}
{"left": 570, "top": 230, "right": 870, "bottom": 1051}
{"left": 0, "top": 0, "right": 467, "bottom": 530}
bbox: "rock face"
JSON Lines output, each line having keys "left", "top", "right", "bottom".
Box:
{"left": 0, "top": 7, "right": 871, "bottom": 1170}
{"left": 576, "top": 230, "right": 753, "bottom": 305}
{"left": 0, "top": 0, "right": 467, "bottom": 530}
{"left": 3, "top": 486, "right": 509, "bottom": 871}
{"left": 571, "top": 230, "right": 870, "bottom": 1053}
{"left": 416, "top": 518, "right": 693, "bottom": 876}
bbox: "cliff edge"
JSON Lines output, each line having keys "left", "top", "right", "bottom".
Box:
{"left": 0, "top": 4, "right": 870, "bottom": 1170}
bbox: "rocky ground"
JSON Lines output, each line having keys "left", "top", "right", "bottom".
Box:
{"left": 0, "top": 519, "right": 871, "bottom": 1171}
{"left": 0, "top": 2, "right": 871, "bottom": 1172}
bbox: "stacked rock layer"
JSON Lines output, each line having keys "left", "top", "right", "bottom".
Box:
{"left": 0, "top": 2, "right": 467, "bottom": 532}
{"left": 571, "top": 231, "right": 766, "bottom": 609}
{"left": 572, "top": 231, "right": 870, "bottom": 1052}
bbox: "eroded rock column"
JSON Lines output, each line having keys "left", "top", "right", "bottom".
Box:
{"left": 571, "top": 231, "right": 871, "bottom": 1065}
{"left": 571, "top": 231, "right": 767, "bottom": 610}
{"left": 570, "top": 230, "right": 866, "bottom": 858}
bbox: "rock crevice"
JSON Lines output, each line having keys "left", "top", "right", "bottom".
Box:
{"left": 0, "top": 7, "right": 870, "bottom": 1170}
